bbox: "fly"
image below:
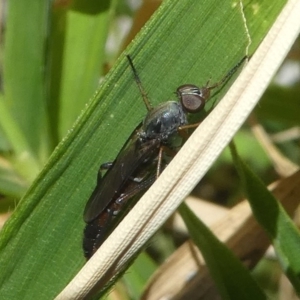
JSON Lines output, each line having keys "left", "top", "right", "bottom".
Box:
{"left": 83, "top": 55, "right": 247, "bottom": 259}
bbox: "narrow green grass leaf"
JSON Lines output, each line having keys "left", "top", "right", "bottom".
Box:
{"left": 256, "top": 85, "right": 300, "bottom": 126}
{"left": 179, "top": 202, "right": 266, "bottom": 300}
{"left": 230, "top": 142, "right": 300, "bottom": 294}
{"left": 0, "top": 100, "right": 40, "bottom": 181}
{"left": 0, "top": 157, "right": 27, "bottom": 198}
{"left": 3, "top": 0, "right": 51, "bottom": 164}
{"left": 0, "top": 0, "right": 286, "bottom": 299}
{"left": 49, "top": 1, "right": 116, "bottom": 141}
{"left": 0, "top": 125, "right": 10, "bottom": 152}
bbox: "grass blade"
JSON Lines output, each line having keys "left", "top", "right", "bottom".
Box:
{"left": 231, "top": 142, "right": 300, "bottom": 294}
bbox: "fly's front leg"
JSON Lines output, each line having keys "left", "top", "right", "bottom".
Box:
{"left": 179, "top": 122, "right": 201, "bottom": 131}
{"left": 177, "top": 121, "right": 203, "bottom": 141}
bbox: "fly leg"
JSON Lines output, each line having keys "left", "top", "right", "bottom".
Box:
{"left": 179, "top": 122, "right": 201, "bottom": 131}
{"left": 130, "top": 173, "right": 149, "bottom": 183}
{"left": 156, "top": 146, "right": 176, "bottom": 178}
{"left": 100, "top": 162, "right": 113, "bottom": 170}
{"left": 116, "top": 176, "right": 156, "bottom": 207}
{"left": 126, "top": 55, "right": 152, "bottom": 112}
{"left": 177, "top": 122, "right": 203, "bottom": 142}
{"left": 96, "top": 161, "right": 114, "bottom": 182}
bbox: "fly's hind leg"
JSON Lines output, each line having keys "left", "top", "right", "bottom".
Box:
{"left": 97, "top": 162, "right": 114, "bottom": 182}
{"left": 116, "top": 175, "right": 156, "bottom": 206}
{"left": 100, "top": 162, "right": 113, "bottom": 170}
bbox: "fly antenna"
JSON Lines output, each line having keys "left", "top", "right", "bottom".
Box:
{"left": 126, "top": 55, "right": 152, "bottom": 111}
{"left": 208, "top": 55, "right": 248, "bottom": 90}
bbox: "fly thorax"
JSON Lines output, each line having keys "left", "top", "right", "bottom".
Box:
{"left": 141, "top": 101, "right": 188, "bottom": 140}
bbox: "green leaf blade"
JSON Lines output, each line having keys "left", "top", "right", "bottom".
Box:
{"left": 179, "top": 202, "right": 267, "bottom": 300}
{"left": 231, "top": 143, "right": 300, "bottom": 294}
{"left": 49, "top": 1, "right": 116, "bottom": 141}
{"left": 3, "top": 0, "right": 51, "bottom": 163}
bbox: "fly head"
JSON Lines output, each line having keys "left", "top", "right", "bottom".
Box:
{"left": 177, "top": 84, "right": 209, "bottom": 114}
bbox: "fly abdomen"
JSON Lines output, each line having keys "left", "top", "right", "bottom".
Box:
{"left": 83, "top": 208, "right": 115, "bottom": 259}
{"left": 83, "top": 189, "right": 133, "bottom": 259}
{"left": 83, "top": 174, "right": 157, "bottom": 259}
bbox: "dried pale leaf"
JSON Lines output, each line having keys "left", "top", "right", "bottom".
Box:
{"left": 249, "top": 115, "right": 298, "bottom": 176}
{"left": 171, "top": 196, "right": 229, "bottom": 233}
{"left": 142, "top": 170, "right": 300, "bottom": 300}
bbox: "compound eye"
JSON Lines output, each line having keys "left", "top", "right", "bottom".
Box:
{"left": 177, "top": 84, "right": 209, "bottom": 113}
{"left": 181, "top": 93, "right": 204, "bottom": 112}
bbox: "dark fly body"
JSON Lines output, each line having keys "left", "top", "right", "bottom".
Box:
{"left": 83, "top": 132, "right": 162, "bottom": 258}
{"left": 83, "top": 55, "right": 247, "bottom": 259}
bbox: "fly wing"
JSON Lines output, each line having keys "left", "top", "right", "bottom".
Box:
{"left": 84, "top": 133, "right": 160, "bottom": 222}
